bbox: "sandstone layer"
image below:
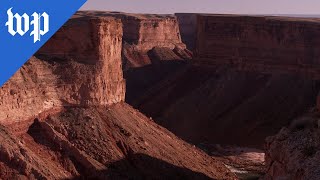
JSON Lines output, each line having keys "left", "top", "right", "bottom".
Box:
{"left": 117, "top": 12, "right": 191, "bottom": 69}
{"left": 119, "top": 13, "right": 186, "bottom": 52}
{"left": 116, "top": 13, "right": 191, "bottom": 69}
{"left": 0, "top": 16, "right": 126, "bottom": 126}
{"left": 72, "top": 12, "right": 193, "bottom": 105}
{"left": 76, "top": 11, "right": 190, "bottom": 68}
{"left": 195, "top": 15, "right": 320, "bottom": 79}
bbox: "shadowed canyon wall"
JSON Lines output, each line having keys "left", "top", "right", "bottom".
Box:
{"left": 0, "top": 16, "right": 126, "bottom": 125}
{"left": 133, "top": 15, "right": 320, "bottom": 148}
{"left": 195, "top": 15, "right": 320, "bottom": 78}
{"left": 175, "top": 13, "right": 198, "bottom": 50}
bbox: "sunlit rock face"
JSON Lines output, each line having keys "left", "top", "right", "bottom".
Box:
{"left": 0, "top": 15, "right": 126, "bottom": 125}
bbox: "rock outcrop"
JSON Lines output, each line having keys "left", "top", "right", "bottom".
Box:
{"left": 264, "top": 116, "right": 320, "bottom": 179}
{"left": 195, "top": 15, "right": 320, "bottom": 79}
{"left": 0, "top": 15, "right": 126, "bottom": 126}
{"left": 119, "top": 14, "right": 186, "bottom": 52}
{"left": 117, "top": 12, "right": 191, "bottom": 69}
{"left": 93, "top": 11, "right": 193, "bottom": 104}
{"left": 72, "top": 12, "right": 193, "bottom": 105}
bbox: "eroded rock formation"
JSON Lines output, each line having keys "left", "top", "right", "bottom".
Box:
{"left": 264, "top": 115, "right": 320, "bottom": 179}
{"left": 0, "top": 16, "right": 126, "bottom": 126}
{"left": 118, "top": 12, "right": 192, "bottom": 70}
{"left": 0, "top": 12, "right": 235, "bottom": 179}
{"left": 95, "top": 11, "right": 194, "bottom": 103}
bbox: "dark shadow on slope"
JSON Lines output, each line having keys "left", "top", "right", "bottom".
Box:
{"left": 27, "top": 119, "right": 59, "bottom": 151}
{"left": 127, "top": 64, "right": 320, "bottom": 148}
{"left": 68, "top": 153, "right": 212, "bottom": 180}
{"left": 124, "top": 60, "right": 188, "bottom": 105}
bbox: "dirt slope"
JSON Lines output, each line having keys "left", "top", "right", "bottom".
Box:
{"left": 131, "top": 65, "right": 320, "bottom": 148}
{"left": 0, "top": 103, "right": 235, "bottom": 179}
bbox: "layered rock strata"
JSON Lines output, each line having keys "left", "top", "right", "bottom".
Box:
{"left": 110, "top": 12, "right": 190, "bottom": 68}
{"left": 121, "top": 14, "right": 186, "bottom": 51}
{"left": 195, "top": 15, "right": 320, "bottom": 79}
{"left": 75, "top": 11, "right": 190, "bottom": 67}
{"left": 0, "top": 16, "right": 126, "bottom": 125}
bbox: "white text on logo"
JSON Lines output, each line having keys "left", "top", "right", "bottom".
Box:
{"left": 5, "top": 8, "right": 50, "bottom": 43}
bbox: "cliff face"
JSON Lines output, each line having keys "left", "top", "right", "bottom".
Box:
{"left": 98, "top": 12, "right": 193, "bottom": 103}
{"left": 0, "top": 16, "right": 126, "bottom": 125}
{"left": 111, "top": 12, "right": 190, "bottom": 68}
{"left": 195, "top": 15, "right": 320, "bottom": 78}
{"left": 131, "top": 15, "right": 320, "bottom": 148}
{"left": 175, "top": 13, "right": 198, "bottom": 50}
{"left": 120, "top": 14, "right": 186, "bottom": 52}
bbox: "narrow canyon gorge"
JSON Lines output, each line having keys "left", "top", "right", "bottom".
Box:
{"left": 1, "top": 11, "right": 320, "bottom": 180}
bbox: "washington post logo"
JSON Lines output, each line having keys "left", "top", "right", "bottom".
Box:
{"left": 5, "top": 8, "right": 49, "bottom": 43}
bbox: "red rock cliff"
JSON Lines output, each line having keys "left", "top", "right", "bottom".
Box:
{"left": 0, "top": 16, "right": 126, "bottom": 125}
{"left": 119, "top": 14, "right": 186, "bottom": 52}
{"left": 114, "top": 12, "right": 189, "bottom": 68}
{"left": 195, "top": 15, "right": 320, "bottom": 78}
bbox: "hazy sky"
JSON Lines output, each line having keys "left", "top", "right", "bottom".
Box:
{"left": 81, "top": 0, "right": 320, "bottom": 14}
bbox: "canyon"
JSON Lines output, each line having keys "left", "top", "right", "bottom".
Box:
{"left": 0, "top": 13, "right": 235, "bottom": 179}
{"left": 126, "top": 14, "right": 320, "bottom": 179}
{"left": 1, "top": 11, "right": 320, "bottom": 180}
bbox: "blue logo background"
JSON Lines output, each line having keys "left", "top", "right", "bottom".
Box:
{"left": 0, "top": 0, "right": 87, "bottom": 87}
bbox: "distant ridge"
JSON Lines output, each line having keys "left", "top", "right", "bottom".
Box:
{"left": 266, "top": 14, "right": 320, "bottom": 18}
